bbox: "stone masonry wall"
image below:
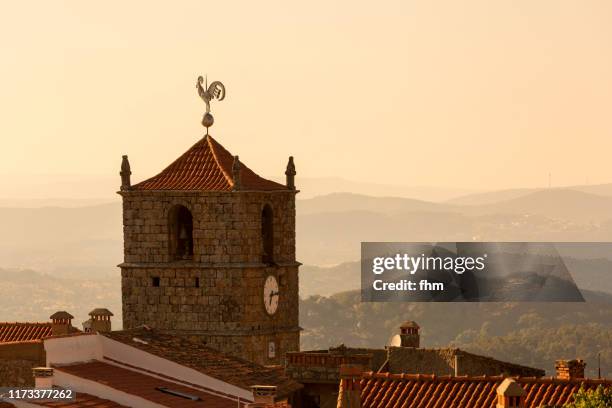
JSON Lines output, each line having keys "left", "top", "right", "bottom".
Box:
{"left": 120, "top": 190, "right": 299, "bottom": 365}
{"left": 121, "top": 263, "right": 300, "bottom": 365}
{"left": 0, "top": 341, "right": 45, "bottom": 386}
{"left": 388, "top": 347, "right": 545, "bottom": 377}
{"left": 0, "top": 359, "right": 37, "bottom": 387}
{"left": 120, "top": 191, "right": 296, "bottom": 264}
{"left": 122, "top": 265, "right": 299, "bottom": 331}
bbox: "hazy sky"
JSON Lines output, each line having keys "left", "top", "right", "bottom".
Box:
{"left": 1, "top": 1, "right": 611, "bottom": 197}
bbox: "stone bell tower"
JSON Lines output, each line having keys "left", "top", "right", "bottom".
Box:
{"left": 118, "top": 78, "right": 300, "bottom": 365}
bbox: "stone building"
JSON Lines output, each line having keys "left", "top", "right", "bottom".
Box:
{"left": 119, "top": 132, "right": 300, "bottom": 365}
{"left": 285, "top": 322, "right": 545, "bottom": 408}
{"left": 0, "top": 312, "right": 78, "bottom": 386}
{"left": 0, "top": 324, "right": 301, "bottom": 408}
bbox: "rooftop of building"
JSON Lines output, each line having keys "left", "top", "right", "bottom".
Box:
{"left": 54, "top": 360, "right": 246, "bottom": 408}
{"left": 102, "top": 326, "right": 302, "bottom": 398}
{"left": 288, "top": 344, "right": 544, "bottom": 377}
{"left": 131, "top": 134, "right": 289, "bottom": 192}
{"left": 358, "top": 372, "right": 611, "bottom": 408}
{"left": 0, "top": 322, "right": 53, "bottom": 343}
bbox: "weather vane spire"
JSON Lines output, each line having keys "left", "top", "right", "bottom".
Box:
{"left": 196, "top": 75, "right": 226, "bottom": 134}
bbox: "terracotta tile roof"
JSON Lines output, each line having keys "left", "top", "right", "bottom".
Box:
{"left": 132, "top": 135, "right": 288, "bottom": 191}
{"left": 0, "top": 322, "right": 52, "bottom": 343}
{"left": 102, "top": 327, "right": 302, "bottom": 398}
{"left": 358, "top": 372, "right": 611, "bottom": 408}
{"left": 55, "top": 361, "right": 245, "bottom": 408}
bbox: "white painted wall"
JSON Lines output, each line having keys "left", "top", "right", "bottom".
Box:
{"left": 44, "top": 334, "right": 102, "bottom": 366}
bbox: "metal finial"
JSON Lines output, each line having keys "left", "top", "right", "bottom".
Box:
{"left": 196, "top": 75, "right": 226, "bottom": 132}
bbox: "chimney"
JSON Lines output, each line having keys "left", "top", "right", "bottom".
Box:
{"left": 32, "top": 367, "right": 54, "bottom": 389}
{"left": 49, "top": 311, "right": 74, "bottom": 336}
{"left": 454, "top": 353, "right": 460, "bottom": 376}
{"left": 337, "top": 364, "right": 363, "bottom": 408}
{"left": 496, "top": 378, "right": 525, "bottom": 408}
{"left": 555, "top": 359, "right": 586, "bottom": 380}
{"left": 285, "top": 156, "right": 296, "bottom": 190}
{"left": 120, "top": 155, "right": 132, "bottom": 191}
{"left": 247, "top": 385, "right": 277, "bottom": 407}
{"left": 399, "top": 321, "right": 420, "bottom": 348}
{"left": 89, "top": 308, "right": 113, "bottom": 333}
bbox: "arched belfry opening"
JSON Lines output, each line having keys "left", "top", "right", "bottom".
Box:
{"left": 261, "top": 204, "right": 274, "bottom": 264}
{"left": 169, "top": 205, "right": 194, "bottom": 260}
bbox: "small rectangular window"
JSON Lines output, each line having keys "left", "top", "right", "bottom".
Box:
{"left": 195, "top": 277, "right": 200, "bottom": 288}
{"left": 152, "top": 277, "right": 160, "bottom": 287}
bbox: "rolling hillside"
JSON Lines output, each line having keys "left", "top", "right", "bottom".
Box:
{"left": 3, "top": 188, "right": 612, "bottom": 269}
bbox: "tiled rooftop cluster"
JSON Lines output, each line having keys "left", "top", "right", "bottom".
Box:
{"left": 55, "top": 361, "right": 247, "bottom": 408}
{"left": 0, "top": 323, "right": 52, "bottom": 343}
{"left": 103, "top": 327, "right": 302, "bottom": 398}
{"left": 356, "top": 372, "right": 611, "bottom": 408}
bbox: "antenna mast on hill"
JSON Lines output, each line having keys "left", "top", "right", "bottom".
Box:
{"left": 548, "top": 172, "right": 551, "bottom": 188}
{"left": 598, "top": 352, "right": 601, "bottom": 379}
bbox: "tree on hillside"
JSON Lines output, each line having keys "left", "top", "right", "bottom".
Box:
{"left": 563, "top": 386, "right": 612, "bottom": 408}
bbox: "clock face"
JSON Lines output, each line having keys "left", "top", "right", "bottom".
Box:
{"left": 263, "top": 275, "right": 279, "bottom": 315}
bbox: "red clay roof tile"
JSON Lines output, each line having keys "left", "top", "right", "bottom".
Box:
{"left": 55, "top": 361, "right": 245, "bottom": 408}
{"left": 0, "top": 322, "right": 52, "bottom": 343}
{"left": 358, "top": 372, "right": 611, "bottom": 408}
{"left": 102, "top": 327, "right": 302, "bottom": 399}
{"left": 132, "top": 135, "right": 288, "bottom": 191}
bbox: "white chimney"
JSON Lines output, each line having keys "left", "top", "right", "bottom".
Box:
{"left": 33, "top": 367, "right": 54, "bottom": 389}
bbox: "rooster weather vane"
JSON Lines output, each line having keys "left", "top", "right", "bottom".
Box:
{"left": 196, "top": 75, "right": 226, "bottom": 133}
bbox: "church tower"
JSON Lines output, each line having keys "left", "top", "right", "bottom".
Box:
{"left": 118, "top": 78, "right": 300, "bottom": 365}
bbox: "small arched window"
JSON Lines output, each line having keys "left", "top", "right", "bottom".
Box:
{"left": 168, "top": 205, "right": 193, "bottom": 260}
{"left": 261, "top": 204, "right": 274, "bottom": 264}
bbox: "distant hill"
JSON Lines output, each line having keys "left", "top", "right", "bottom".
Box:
{"left": 572, "top": 182, "right": 612, "bottom": 197}
{"left": 448, "top": 183, "right": 612, "bottom": 206}
{"left": 0, "top": 267, "right": 121, "bottom": 327}
{"left": 4, "top": 190, "right": 612, "bottom": 270}
{"left": 0, "top": 203, "right": 122, "bottom": 276}
{"left": 301, "top": 190, "right": 612, "bottom": 223}
{"left": 467, "top": 189, "right": 612, "bottom": 223}
{"left": 301, "top": 255, "right": 612, "bottom": 298}
{"left": 448, "top": 188, "right": 537, "bottom": 205}
{"left": 265, "top": 177, "right": 477, "bottom": 201}
{"left": 298, "top": 192, "right": 457, "bottom": 215}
